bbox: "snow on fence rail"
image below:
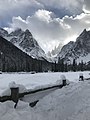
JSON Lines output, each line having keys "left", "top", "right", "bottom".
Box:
{"left": 0, "top": 75, "right": 69, "bottom": 108}
{"left": 0, "top": 73, "right": 89, "bottom": 108}
{"left": 79, "top": 73, "right": 90, "bottom": 81}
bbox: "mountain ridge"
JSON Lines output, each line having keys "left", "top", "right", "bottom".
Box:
{"left": 0, "top": 35, "right": 52, "bottom": 72}
{"left": 0, "top": 28, "right": 46, "bottom": 60}
{"left": 56, "top": 29, "right": 90, "bottom": 63}
{"left": 1, "top": 27, "right": 90, "bottom": 64}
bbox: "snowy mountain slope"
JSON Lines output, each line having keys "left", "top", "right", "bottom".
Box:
{"left": 57, "top": 29, "right": 90, "bottom": 63}
{"left": 0, "top": 28, "right": 46, "bottom": 60}
{"left": 9, "top": 29, "right": 46, "bottom": 59}
{"left": 0, "top": 28, "right": 8, "bottom": 37}
{"left": 0, "top": 36, "right": 36, "bottom": 72}
{"left": 57, "top": 41, "right": 75, "bottom": 60}
{"left": 47, "top": 43, "right": 63, "bottom": 57}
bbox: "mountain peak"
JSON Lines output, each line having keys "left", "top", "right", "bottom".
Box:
{"left": 56, "top": 29, "right": 90, "bottom": 63}
{"left": 76, "top": 29, "right": 90, "bottom": 43}
{"left": 9, "top": 28, "right": 23, "bottom": 36}
{"left": 83, "top": 29, "right": 87, "bottom": 32}
{"left": 5, "top": 28, "right": 46, "bottom": 60}
{"left": 79, "top": 29, "right": 88, "bottom": 37}
{"left": 25, "top": 29, "right": 32, "bottom": 36}
{"left": 0, "top": 28, "right": 8, "bottom": 37}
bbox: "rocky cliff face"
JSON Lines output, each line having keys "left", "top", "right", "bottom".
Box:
{"left": 0, "top": 28, "right": 46, "bottom": 60}
{"left": 0, "top": 36, "right": 52, "bottom": 72}
{"left": 57, "top": 29, "right": 90, "bottom": 63}
{"left": 1, "top": 28, "right": 90, "bottom": 64}
{"left": 9, "top": 29, "right": 46, "bottom": 59}
{"left": 0, "top": 28, "right": 8, "bottom": 37}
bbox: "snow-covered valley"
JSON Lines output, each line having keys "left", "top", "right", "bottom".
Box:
{"left": 0, "top": 72, "right": 90, "bottom": 120}
{"left": 0, "top": 71, "right": 89, "bottom": 95}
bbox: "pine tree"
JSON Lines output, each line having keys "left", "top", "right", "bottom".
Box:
{"left": 80, "top": 60, "right": 84, "bottom": 71}
{"left": 2, "top": 54, "right": 5, "bottom": 72}
{"left": 54, "top": 61, "right": 57, "bottom": 72}
{"left": 58, "top": 57, "right": 61, "bottom": 72}
{"left": 60, "top": 59, "right": 64, "bottom": 72}
{"left": 64, "top": 63, "right": 68, "bottom": 72}
{"left": 72, "top": 59, "right": 77, "bottom": 72}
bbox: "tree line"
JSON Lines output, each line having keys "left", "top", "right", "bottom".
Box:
{"left": 0, "top": 53, "right": 90, "bottom": 72}
{"left": 54, "top": 58, "right": 89, "bottom": 72}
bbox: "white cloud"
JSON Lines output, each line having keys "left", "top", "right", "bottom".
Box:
{"left": 5, "top": 9, "right": 90, "bottom": 53}
{"left": 1, "top": 0, "right": 90, "bottom": 52}
{"left": 0, "top": 0, "right": 83, "bottom": 13}
{"left": 0, "top": 0, "right": 43, "bottom": 11}
{"left": 0, "top": 0, "right": 44, "bottom": 26}
{"left": 36, "top": 0, "right": 84, "bottom": 14}
{"left": 0, "top": 0, "right": 85, "bottom": 27}
{"left": 35, "top": 10, "right": 53, "bottom": 22}
{"left": 83, "top": 0, "right": 90, "bottom": 13}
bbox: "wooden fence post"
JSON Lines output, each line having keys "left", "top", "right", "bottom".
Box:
{"left": 10, "top": 87, "right": 19, "bottom": 108}
{"left": 61, "top": 75, "right": 67, "bottom": 86}
{"left": 62, "top": 79, "right": 66, "bottom": 86}
{"left": 79, "top": 73, "right": 84, "bottom": 81}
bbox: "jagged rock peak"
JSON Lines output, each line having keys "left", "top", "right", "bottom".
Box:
{"left": 0, "top": 27, "right": 46, "bottom": 60}
{"left": 79, "top": 29, "right": 88, "bottom": 37}
{"left": 24, "top": 29, "right": 33, "bottom": 36}
{"left": 9, "top": 28, "right": 23, "bottom": 36}
{"left": 56, "top": 29, "right": 90, "bottom": 63}
{"left": 0, "top": 28, "right": 8, "bottom": 37}
{"left": 76, "top": 29, "right": 90, "bottom": 43}
{"left": 83, "top": 29, "right": 87, "bottom": 32}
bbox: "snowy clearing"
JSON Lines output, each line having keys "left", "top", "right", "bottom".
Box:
{"left": 0, "top": 71, "right": 90, "bottom": 95}
{"left": 0, "top": 71, "right": 90, "bottom": 120}
{"left": 0, "top": 80, "right": 90, "bottom": 120}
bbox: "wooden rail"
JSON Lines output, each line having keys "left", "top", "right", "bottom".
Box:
{"left": 19, "top": 84, "right": 64, "bottom": 98}
{"left": 84, "top": 78, "right": 90, "bottom": 80}
{"left": 0, "top": 77, "right": 90, "bottom": 108}
{"left": 0, "top": 77, "right": 90, "bottom": 103}
{"left": 0, "top": 80, "right": 68, "bottom": 103}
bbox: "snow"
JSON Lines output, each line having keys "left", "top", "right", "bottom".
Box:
{"left": 33, "top": 81, "right": 90, "bottom": 120}
{"left": 60, "top": 74, "right": 66, "bottom": 80}
{"left": 56, "top": 29, "right": 90, "bottom": 64}
{"left": 0, "top": 101, "right": 31, "bottom": 120}
{"left": 0, "top": 71, "right": 89, "bottom": 95}
{"left": 0, "top": 72, "right": 90, "bottom": 120}
{"left": 77, "top": 53, "right": 90, "bottom": 63}
{"left": 79, "top": 73, "right": 83, "bottom": 76}
{"left": 1, "top": 82, "right": 27, "bottom": 96}
{"left": 1, "top": 28, "right": 47, "bottom": 60}
{"left": 9, "top": 81, "right": 18, "bottom": 88}
{"left": 9, "top": 81, "right": 27, "bottom": 93}
{"left": 0, "top": 79, "right": 90, "bottom": 120}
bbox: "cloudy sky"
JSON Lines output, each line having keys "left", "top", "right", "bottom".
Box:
{"left": 0, "top": 0, "right": 90, "bottom": 53}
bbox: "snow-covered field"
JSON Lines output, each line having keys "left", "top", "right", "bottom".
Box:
{"left": 0, "top": 71, "right": 90, "bottom": 94}
{"left": 0, "top": 71, "right": 90, "bottom": 120}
